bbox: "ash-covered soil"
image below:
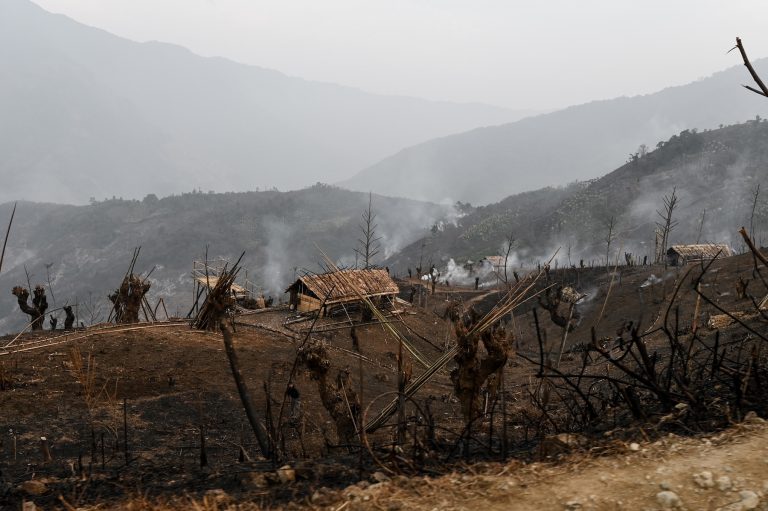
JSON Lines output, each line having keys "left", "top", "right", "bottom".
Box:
{"left": 1, "top": 251, "right": 766, "bottom": 509}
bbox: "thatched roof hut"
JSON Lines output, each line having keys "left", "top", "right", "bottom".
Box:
{"left": 285, "top": 268, "right": 399, "bottom": 314}
{"left": 666, "top": 244, "right": 733, "bottom": 266}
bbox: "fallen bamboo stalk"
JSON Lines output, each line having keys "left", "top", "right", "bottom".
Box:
{"left": 0, "top": 321, "right": 188, "bottom": 356}
{"left": 740, "top": 226, "right": 768, "bottom": 267}
{"left": 221, "top": 321, "right": 271, "bottom": 458}
{"left": 365, "top": 263, "right": 552, "bottom": 433}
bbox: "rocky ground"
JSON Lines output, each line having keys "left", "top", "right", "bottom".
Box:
{"left": 307, "top": 416, "right": 768, "bottom": 511}
{"left": 13, "top": 415, "right": 768, "bottom": 510}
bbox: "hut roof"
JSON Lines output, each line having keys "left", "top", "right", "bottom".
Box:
{"left": 194, "top": 275, "right": 247, "bottom": 295}
{"left": 667, "top": 244, "right": 733, "bottom": 259}
{"left": 481, "top": 256, "right": 506, "bottom": 267}
{"left": 286, "top": 268, "right": 399, "bottom": 305}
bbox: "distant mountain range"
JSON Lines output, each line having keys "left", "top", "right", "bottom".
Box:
{"left": 343, "top": 60, "right": 768, "bottom": 204}
{"left": 0, "top": 0, "right": 531, "bottom": 204}
{"left": 0, "top": 185, "right": 447, "bottom": 333}
{"left": 385, "top": 120, "right": 768, "bottom": 275}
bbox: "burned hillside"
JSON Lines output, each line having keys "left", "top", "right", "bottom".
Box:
{"left": 387, "top": 119, "right": 768, "bottom": 273}
{"left": 0, "top": 186, "right": 449, "bottom": 333}
{"left": 1, "top": 226, "right": 767, "bottom": 509}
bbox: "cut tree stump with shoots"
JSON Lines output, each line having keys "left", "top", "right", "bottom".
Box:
{"left": 12, "top": 285, "right": 48, "bottom": 330}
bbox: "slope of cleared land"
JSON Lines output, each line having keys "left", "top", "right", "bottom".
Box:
{"left": 1, "top": 249, "right": 767, "bottom": 509}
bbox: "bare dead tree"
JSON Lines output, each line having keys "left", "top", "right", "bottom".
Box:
{"left": 604, "top": 216, "right": 616, "bottom": 267}
{"left": 655, "top": 187, "right": 679, "bottom": 264}
{"left": 80, "top": 291, "right": 105, "bottom": 326}
{"left": 732, "top": 37, "right": 768, "bottom": 98}
{"left": 45, "top": 263, "right": 56, "bottom": 307}
{"left": 696, "top": 208, "right": 707, "bottom": 244}
{"left": 749, "top": 183, "right": 760, "bottom": 245}
{"left": 501, "top": 231, "right": 515, "bottom": 285}
{"left": 354, "top": 192, "right": 382, "bottom": 269}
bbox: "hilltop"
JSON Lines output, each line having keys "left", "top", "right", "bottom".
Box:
{"left": 343, "top": 60, "right": 768, "bottom": 204}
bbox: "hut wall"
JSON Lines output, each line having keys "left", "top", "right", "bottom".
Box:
{"left": 298, "top": 293, "right": 323, "bottom": 314}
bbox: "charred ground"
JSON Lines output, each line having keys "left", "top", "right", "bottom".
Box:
{"left": 1, "top": 246, "right": 767, "bottom": 509}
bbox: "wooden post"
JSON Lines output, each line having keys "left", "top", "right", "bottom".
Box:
{"left": 123, "top": 398, "right": 130, "bottom": 465}
{"left": 199, "top": 427, "right": 208, "bottom": 468}
{"left": 397, "top": 335, "right": 406, "bottom": 447}
{"left": 501, "top": 369, "right": 508, "bottom": 459}
{"left": 40, "top": 436, "right": 52, "bottom": 463}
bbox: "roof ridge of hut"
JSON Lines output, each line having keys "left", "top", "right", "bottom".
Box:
{"left": 286, "top": 267, "right": 399, "bottom": 310}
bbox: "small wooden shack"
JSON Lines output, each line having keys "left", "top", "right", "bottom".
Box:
{"left": 480, "top": 256, "right": 505, "bottom": 277}
{"left": 666, "top": 244, "right": 733, "bottom": 266}
{"left": 286, "top": 268, "right": 399, "bottom": 315}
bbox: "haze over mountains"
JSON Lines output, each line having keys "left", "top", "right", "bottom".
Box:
{"left": 344, "top": 61, "right": 768, "bottom": 204}
{"left": 4, "top": 1, "right": 768, "bottom": 207}
{"left": 0, "top": 0, "right": 530, "bottom": 205}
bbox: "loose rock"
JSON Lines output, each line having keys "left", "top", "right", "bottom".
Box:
{"left": 277, "top": 465, "right": 296, "bottom": 484}
{"left": 693, "top": 471, "right": 715, "bottom": 488}
{"left": 372, "top": 471, "right": 390, "bottom": 483}
{"left": 717, "top": 475, "right": 733, "bottom": 491}
{"left": 656, "top": 490, "right": 682, "bottom": 509}
{"left": 738, "top": 490, "right": 760, "bottom": 509}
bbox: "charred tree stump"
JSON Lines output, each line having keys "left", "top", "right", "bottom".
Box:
{"left": 298, "top": 343, "right": 360, "bottom": 444}
{"left": 538, "top": 286, "right": 580, "bottom": 332}
{"left": 12, "top": 285, "right": 48, "bottom": 330}
{"left": 109, "top": 274, "right": 151, "bottom": 323}
{"left": 63, "top": 305, "right": 75, "bottom": 330}
{"left": 450, "top": 306, "right": 510, "bottom": 424}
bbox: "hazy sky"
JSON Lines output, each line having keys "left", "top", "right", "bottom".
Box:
{"left": 32, "top": 0, "right": 768, "bottom": 111}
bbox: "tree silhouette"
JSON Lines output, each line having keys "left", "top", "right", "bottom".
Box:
{"left": 655, "top": 187, "right": 679, "bottom": 265}
{"left": 732, "top": 37, "right": 768, "bottom": 98}
{"left": 354, "top": 193, "right": 382, "bottom": 269}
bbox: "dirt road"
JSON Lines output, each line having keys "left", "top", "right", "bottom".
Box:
{"left": 322, "top": 418, "right": 768, "bottom": 511}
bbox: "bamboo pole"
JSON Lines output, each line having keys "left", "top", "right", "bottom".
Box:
{"left": 221, "top": 322, "right": 271, "bottom": 458}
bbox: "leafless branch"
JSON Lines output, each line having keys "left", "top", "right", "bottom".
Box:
{"left": 733, "top": 37, "right": 768, "bottom": 98}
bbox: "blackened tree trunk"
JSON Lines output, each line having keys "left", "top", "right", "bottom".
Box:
{"left": 12, "top": 285, "right": 48, "bottom": 330}
{"left": 63, "top": 305, "right": 75, "bottom": 330}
